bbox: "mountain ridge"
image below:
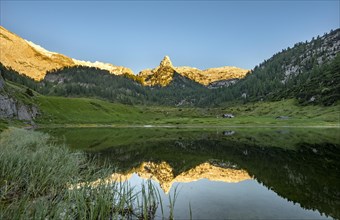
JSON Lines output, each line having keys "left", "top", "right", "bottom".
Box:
{"left": 0, "top": 26, "right": 134, "bottom": 81}
{"left": 200, "top": 28, "right": 340, "bottom": 106}
{"left": 138, "top": 55, "right": 249, "bottom": 86}
{"left": 0, "top": 26, "right": 248, "bottom": 86}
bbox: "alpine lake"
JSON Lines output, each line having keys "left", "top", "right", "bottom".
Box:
{"left": 40, "top": 126, "right": 340, "bottom": 219}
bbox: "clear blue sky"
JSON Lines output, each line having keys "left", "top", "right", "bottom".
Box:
{"left": 1, "top": 1, "right": 339, "bottom": 73}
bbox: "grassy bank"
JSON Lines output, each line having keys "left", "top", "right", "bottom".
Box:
{"left": 0, "top": 119, "right": 8, "bottom": 132}
{"left": 36, "top": 96, "right": 340, "bottom": 127}
{"left": 0, "top": 128, "right": 175, "bottom": 219}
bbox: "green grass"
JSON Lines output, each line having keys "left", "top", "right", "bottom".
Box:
{"left": 36, "top": 96, "right": 145, "bottom": 124}
{"left": 0, "top": 119, "right": 8, "bottom": 132}
{"left": 35, "top": 95, "right": 340, "bottom": 127}
{"left": 2, "top": 80, "right": 38, "bottom": 106}
{"left": 0, "top": 128, "right": 177, "bottom": 219}
{"left": 0, "top": 118, "right": 28, "bottom": 132}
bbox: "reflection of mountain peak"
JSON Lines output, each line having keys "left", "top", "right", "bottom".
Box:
{"left": 86, "top": 161, "right": 251, "bottom": 194}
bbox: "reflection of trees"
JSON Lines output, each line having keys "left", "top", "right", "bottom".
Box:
{"left": 233, "top": 142, "right": 340, "bottom": 219}
{"left": 95, "top": 140, "right": 340, "bottom": 219}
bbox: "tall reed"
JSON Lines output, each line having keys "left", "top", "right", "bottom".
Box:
{"left": 0, "top": 128, "right": 179, "bottom": 219}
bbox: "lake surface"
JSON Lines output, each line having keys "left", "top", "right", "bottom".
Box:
{"left": 42, "top": 127, "right": 340, "bottom": 219}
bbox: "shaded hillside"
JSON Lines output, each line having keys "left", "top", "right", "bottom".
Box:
{"left": 207, "top": 29, "right": 340, "bottom": 106}
{"left": 0, "top": 64, "right": 210, "bottom": 106}
{"left": 43, "top": 66, "right": 147, "bottom": 105}
{"left": 145, "top": 72, "right": 208, "bottom": 106}
{"left": 274, "top": 53, "right": 340, "bottom": 105}
{"left": 42, "top": 67, "right": 209, "bottom": 106}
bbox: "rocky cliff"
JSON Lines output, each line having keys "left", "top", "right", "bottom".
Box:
{"left": 0, "top": 75, "right": 39, "bottom": 122}
{"left": 0, "top": 95, "right": 38, "bottom": 121}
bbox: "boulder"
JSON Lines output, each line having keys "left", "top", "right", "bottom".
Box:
{"left": 17, "top": 104, "right": 33, "bottom": 121}
{"left": 222, "top": 114, "right": 235, "bottom": 118}
{"left": 0, "top": 94, "right": 17, "bottom": 118}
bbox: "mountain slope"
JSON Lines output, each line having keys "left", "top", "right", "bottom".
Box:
{"left": 138, "top": 56, "right": 248, "bottom": 86}
{"left": 0, "top": 26, "right": 133, "bottom": 81}
{"left": 205, "top": 29, "right": 340, "bottom": 106}
{"left": 0, "top": 63, "right": 210, "bottom": 106}
{"left": 149, "top": 72, "right": 208, "bottom": 106}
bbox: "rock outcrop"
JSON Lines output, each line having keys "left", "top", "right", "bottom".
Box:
{"left": 138, "top": 56, "right": 175, "bottom": 86}
{"left": 138, "top": 56, "right": 249, "bottom": 86}
{"left": 207, "top": 78, "right": 239, "bottom": 89}
{"left": 0, "top": 75, "right": 38, "bottom": 121}
{"left": 0, "top": 94, "right": 17, "bottom": 118}
{"left": 0, "top": 73, "right": 4, "bottom": 89}
{"left": 0, "top": 26, "right": 134, "bottom": 81}
{"left": 0, "top": 94, "right": 38, "bottom": 122}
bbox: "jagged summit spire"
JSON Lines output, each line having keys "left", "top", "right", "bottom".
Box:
{"left": 160, "top": 55, "right": 173, "bottom": 67}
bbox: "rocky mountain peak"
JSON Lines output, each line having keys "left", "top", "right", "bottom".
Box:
{"left": 138, "top": 55, "right": 249, "bottom": 87}
{"left": 160, "top": 55, "right": 173, "bottom": 68}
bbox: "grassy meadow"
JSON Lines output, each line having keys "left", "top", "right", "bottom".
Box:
{"left": 34, "top": 96, "right": 340, "bottom": 127}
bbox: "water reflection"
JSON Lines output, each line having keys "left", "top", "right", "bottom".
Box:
{"left": 42, "top": 127, "right": 340, "bottom": 219}
{"left": 86, "top": 161, "right": 251, "bottom": 194}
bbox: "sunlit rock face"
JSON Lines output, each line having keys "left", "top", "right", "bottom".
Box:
{"left": 81, "top": 161, "right": 252, "bottom": 193}
{"left": 138, "top": 56, "right": 249, "bottom": 87}
{"left": 0, "top": 26, "right": 134, "bottom": 81}
{"left": 176, "top": 66, "right": 248, "bottom": 86}
{"left": 138, "top": 56, "right": 175, "bottom": 86}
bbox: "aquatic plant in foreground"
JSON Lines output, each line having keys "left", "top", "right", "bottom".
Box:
{"left": 0, "top": 128, "right": 179, "bottom": 219}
